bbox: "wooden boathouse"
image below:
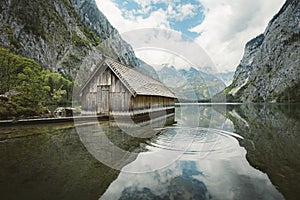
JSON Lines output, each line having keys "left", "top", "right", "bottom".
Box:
{"left": 80, "top": 57, "right": 175, "bottom": 120}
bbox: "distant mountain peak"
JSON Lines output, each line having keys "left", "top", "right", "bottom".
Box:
{"left": 158, "top": 63, "right": 226, "bottom": 101}
{"left": 189, "top": 67, "right": 199, "bottom": 73}
{"left": 161, "top": 63, "right": 175, "bottom": 69}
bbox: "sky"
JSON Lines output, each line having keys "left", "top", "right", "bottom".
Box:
{"left": 96, "top": 0, "right": 286, "bottom": 73}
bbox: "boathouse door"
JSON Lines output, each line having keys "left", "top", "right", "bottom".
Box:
{"left": 97, "top": 85, "right": 110, "bottom": 115}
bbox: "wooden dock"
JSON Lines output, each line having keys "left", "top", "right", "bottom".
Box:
{"left": 0, "top": 108, "right": 175, "bottom": 126}
{"left": 0, "top": 115, "right": 109, "bottom": 126}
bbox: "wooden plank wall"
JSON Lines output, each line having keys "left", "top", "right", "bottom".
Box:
{"left": 131, "top": 96, "right": 174, "bottom": 111}
{"left": 110, "top": 74, "right": 132, "bottom": 112}
{"left": 82, "top": 67, "right": 109, "bottom": 111}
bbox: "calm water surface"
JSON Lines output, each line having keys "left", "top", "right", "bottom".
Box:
{"left": 0, "top": 104, "right": 299, "bottom": 200}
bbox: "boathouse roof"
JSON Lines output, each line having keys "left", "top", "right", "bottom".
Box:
{"left": 81, "top": 57, "right": 175, "bottom": 98}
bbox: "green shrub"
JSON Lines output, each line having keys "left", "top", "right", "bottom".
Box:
{"left": 0, "top": 48, "right": 74, "bottom": 119}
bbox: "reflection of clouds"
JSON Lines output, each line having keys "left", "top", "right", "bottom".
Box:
{"left": 100, "top": 125, "right": 284, "bottom": 200}
{"left": 100, "top": 160, "right": 208, "bottom": 200}
{"left": 101, "top": 156, "right": 283, "bottom": 200}
{"left": 198, "top": 157, "right": 284, "bottom": 200}
{"left": 122, "top": 127, "right": 193, "bottom": 173}
{"left": 123, "top": 149, "right": 183, "bottom": 173}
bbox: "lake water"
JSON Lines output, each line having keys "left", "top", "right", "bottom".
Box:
{"left": 0, "top": 104, "right": 299, "bottom": 200}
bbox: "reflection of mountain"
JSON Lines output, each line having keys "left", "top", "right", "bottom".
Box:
{"left": 175, "top": 104, "right": 232, "bottom": 130}
{"left": 158, "top": 65, "right": 226, "bottom": 101}
{"left": 224, "top": 104, "right": 300, "bottom": 200}
{"left": 0, "top": 125, "right": 119, "bottom": 200}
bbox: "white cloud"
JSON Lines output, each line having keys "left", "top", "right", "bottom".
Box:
{"left": 135, "top": 49, "right": 192, "bottom": 70}
{"left": 96, "top": 0, "right": 209, "bottom": 72}
{"left": 96, "top": 0, "right": 170, "bottom": 32}
{"left": 96, "top": 0, "right": 286, "bottom": 73}
{"left": 168, "top": 3, "right": 199, "bottom": 21}
{"left": 192, "top": 0, "right": 286, "bottom": 72}
{"left": 121, "top": 28, "right": 216, "bottom": 72}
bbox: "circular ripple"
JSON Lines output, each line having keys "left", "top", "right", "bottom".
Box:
{"left": 146, "top": 127, "right": 243, "bottom": 155}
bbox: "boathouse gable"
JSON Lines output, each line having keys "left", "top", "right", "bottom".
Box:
{"left": 80, "top": 57, "right": 175, "bottom": 117}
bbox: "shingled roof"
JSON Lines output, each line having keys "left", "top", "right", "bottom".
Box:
{"left": 81, "top": 57, "right": 175, "bottom": 98}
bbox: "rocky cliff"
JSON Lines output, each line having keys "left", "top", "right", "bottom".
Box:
{"left": 0, "top": 0, "right": 157, "bottom": 79}
{"left": 220, "top": 0, "right": 300, "bottom": 102}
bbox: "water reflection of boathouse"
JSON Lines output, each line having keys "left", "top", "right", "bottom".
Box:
{"left": 80, "top": 57, "right": 175, "bottom": 120}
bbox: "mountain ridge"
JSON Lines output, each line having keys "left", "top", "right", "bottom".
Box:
{"left": 158, "top": 65, "right": 226, "bottom": 101}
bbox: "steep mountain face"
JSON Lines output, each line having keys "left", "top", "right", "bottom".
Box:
{"left": 158, "top": 64, "right": 226, "bottom": 101}
{"left": 70, "top": 0, "right": 158, "bottom": 79}
{"left": 221, "top": 0, "right": 300, "bottom": 102}
{"left": 0, "top": 0, "right": 157, "bottom": 79}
